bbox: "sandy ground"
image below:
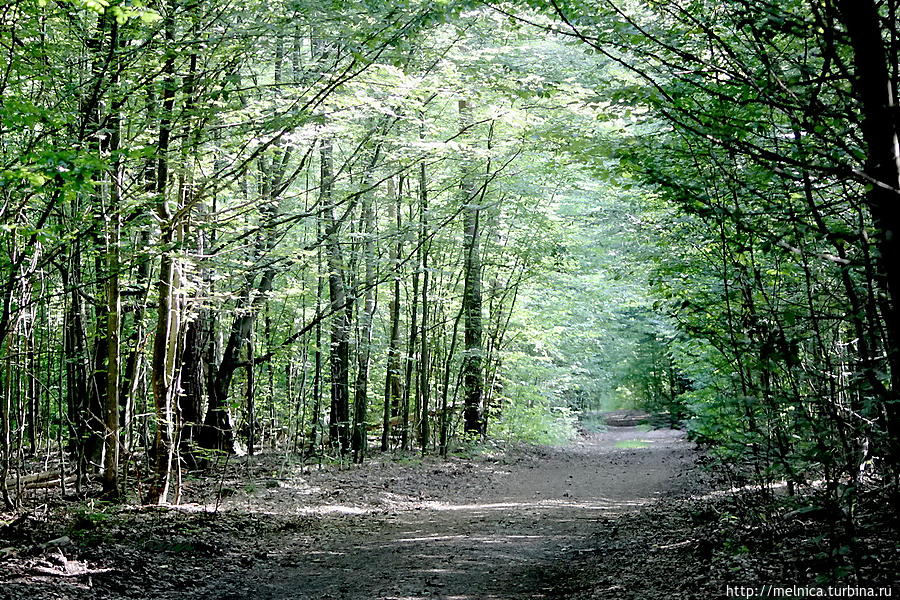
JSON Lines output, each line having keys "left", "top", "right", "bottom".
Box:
{"left": 0, "top": 426, "right": 706, "bottom": 599}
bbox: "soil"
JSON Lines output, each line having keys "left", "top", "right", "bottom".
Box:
{"left": 0, "top": 426, "right": 725, "bottom": 599}
{"left": 5, "top": 424, "right": 896, "bottom": 599}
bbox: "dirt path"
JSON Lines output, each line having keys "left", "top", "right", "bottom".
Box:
{"left": 0, "top": 426, "right": 703, "bottom": 599}
{"left": 209, "top": 426, "right": 699, "bottom": 600}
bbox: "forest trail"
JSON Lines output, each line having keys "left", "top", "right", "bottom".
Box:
{"left": 214, "top": 426, "right": 700, "bottom": 600}
{"left": 1, "top": 425, "right": 706, "bottom": 599}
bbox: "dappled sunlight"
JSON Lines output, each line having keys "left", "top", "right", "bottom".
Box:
{"left": 168, "top": 487, "right": 652, "bottom": 518}
{"left": 694, "top": 478, "right": 829, "bottom": 501}
{"left": 384, "top": 597, "right": 475, "bottom": 600}
{"left": 420, "top": 497, "right": 651, "bottom": 512}
{"left": 275, "top": 481, "right": 321, "bottom": 495}
{"left": 380, "top": 533, "right": 551, "bottom": 548}
{"left": 394, "top": 534, "right": 469, "bottom": 543}
{"left": 412, "top": 568, "right": 463, "bottom": 575}
{"left": 693, "top": 480, "right": 793, "bottom": 500}
{"left": 294, "top": 504, "right": 372, "bottom": 515}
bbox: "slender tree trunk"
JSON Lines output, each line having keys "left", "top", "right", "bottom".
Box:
{"left": 61, "top": 246, "right": 89, "bottom": 480}
{"left": 321, "top": 139, "right": 351, "bottom": 454}
{"left": 311, "top": 224, "right": 324, "bottom": 450}
{"left": 382, "top": 177, "right": 403, "bottom": 451}
{"left": 178, "top": 316, "right": 205, "bottom": 466}
{"left": 352, "top": 178, "right": 376, "bottom": 463}
{"left": 147, "top": 11, "right": 180, "bottom": 504}
{"left": 440, "top": 305, "right": 464, "bottom": 457}
{"left": 1, "top": 337, "right": 12, "bottom": 508}
{"left": 148, "top": 220, "right": 181, "bottom": 505}
{"left": 102, "top": 19, "right": 122, "bottom": 497}
{"left": 402, "top": 191, "right": 419, "bottom": 451}
{"left": 25, "top": 310, "right": 37, "bottom": 456}
{"left": 246, "top": 332, "right": 256, "bottom": 456}
{"left": 83, "top": 17, "right": 112, "bottom": 474}
{"left": 120, "top": 91, "right": 157, "bottom": 459}
{"left": 458, "top": 99, "right": 485, "bottom": 437}
{"left": 418, "top": 161, "right": 431, "bottom": 452}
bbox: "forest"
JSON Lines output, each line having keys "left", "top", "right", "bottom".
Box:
{"left": 0, "top": 0, "right": 898, "bottom": 598}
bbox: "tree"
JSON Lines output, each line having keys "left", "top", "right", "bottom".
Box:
{"left": 458, "top": 99, "right": 486, "bottom": 437}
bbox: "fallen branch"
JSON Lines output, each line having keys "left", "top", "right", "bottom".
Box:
{"left": 4, "top": 471, "right": 73, "bottom": 491}
{"left": 31, "top": 564, "right": 115, "bottom": 578}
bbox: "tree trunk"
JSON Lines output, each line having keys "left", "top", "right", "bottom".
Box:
{"left": 311, "top": 234, "right": 324, "bottom": 450}
{"left": 147, "top": 12, "right": 180, "bottom": 504}
{"left": 835, "top": 0, "right": 900, "bottom": 473}
{"left": 382, "top": 177, "right": 403, "bottom": 451}
{"left": 402, "top": 183, "right": 419, "bottom": 452}
{"left": 459, "top": 99, "right": 485, "bottom": 437}
{"left": 418, "top": 160, "right": 432, "bottom": 453}
{"left": 321, "top": 139, "right": 351, "bottom": 454}
{"left": 61, "top": 247, "right": 90, "bottom": 480}
{"left": 102, "top": 18, "right": 122, "bottom": 498}
{"left": 351, "top": 176, "right": 376, "bottom": 463}
{"left": 246, "top": 332, "right": 256, "bottom": 456}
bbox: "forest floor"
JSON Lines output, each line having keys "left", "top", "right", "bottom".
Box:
{"left": 1, "top": 420, "right": 896, "bottom": 599}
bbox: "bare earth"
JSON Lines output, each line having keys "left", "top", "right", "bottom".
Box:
{"left": 0, "top": 426, "right": 707, "bottom": 599}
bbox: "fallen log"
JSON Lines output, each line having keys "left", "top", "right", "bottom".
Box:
{"left": 22, "top": 475, "right": 77, "bottom": 491}
{"left": 3, "top": 470, "right": 73, "bottom": 491}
